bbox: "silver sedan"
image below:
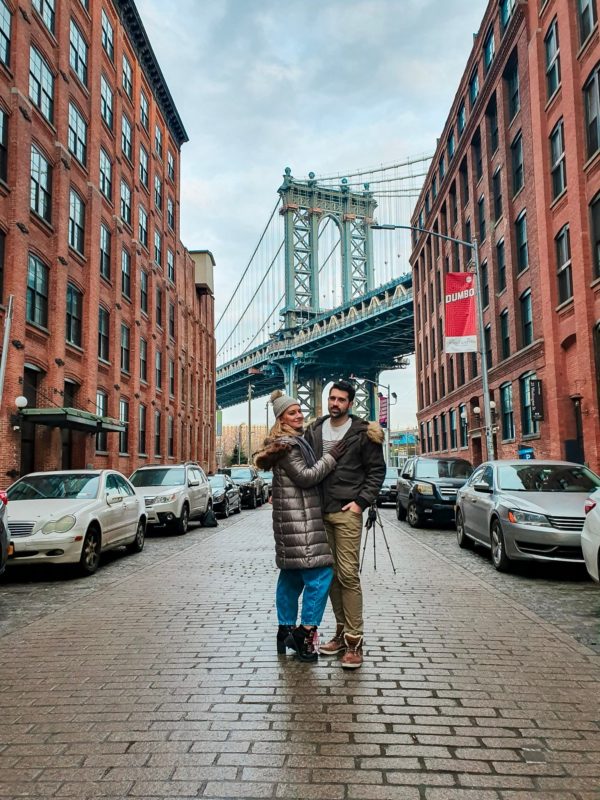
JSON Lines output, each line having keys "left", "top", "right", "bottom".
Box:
{"left": 455, "top": 460, "right": 600, "bottom": 571}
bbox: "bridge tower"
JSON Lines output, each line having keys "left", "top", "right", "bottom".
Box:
{"left": 274, "top": 168, "right": 378, "bottom": 418}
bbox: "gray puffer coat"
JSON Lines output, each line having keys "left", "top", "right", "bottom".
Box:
{"left": 254, "top": 436, "right": 336, "bottom": 570}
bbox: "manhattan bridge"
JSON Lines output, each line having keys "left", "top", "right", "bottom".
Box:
{"left": 216, "top": 156, "right": 431, "bottom": 420}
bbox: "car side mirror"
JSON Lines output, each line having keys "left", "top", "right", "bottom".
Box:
{"left": 188, "top": 479, "right": 200, "bottom": 487}
{"left": 106, "top": 492, "right": 123, "bottom": 505}
{"left": 401, "top": 473, "right": 410, "bottom": 480}
{"left": 473, "top": 482, "right": 493, "bottom": 494}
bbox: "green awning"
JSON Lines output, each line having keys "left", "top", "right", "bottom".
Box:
{"left": 19, "top": 407, "right": 125, "bottom": 434}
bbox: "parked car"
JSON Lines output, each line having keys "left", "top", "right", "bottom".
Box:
{"left": 396, "top": 456, "right": 473, "bottom": 527}
{"left": 455, "top": 460, "right": 600, "bottom": 572}
{"left": 377, "top": 467, "right": 399, "bottom": 506}
{"left": 209, "top": 474, "right": 241, "bottom": 518}
{"left": 257, "top": 470, "right": 273, "bottom": 499}
{"left": 229, "top": 466, "right": 265, "bottom": 508}
{"left": 0, "top": 489, "right": 9, "bottom": 576}
{"left": 129, "top": 463, "right": 212, "bottom": 535}
{"left": 582, "top": 488, "right": 600, "bottom": 582}
{"left": 6, "top": 470, "right": 146, "bottom": 575}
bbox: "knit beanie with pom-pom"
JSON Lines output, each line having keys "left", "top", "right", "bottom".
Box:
{"left": 271, "top": 389, "right": 299, "bottom": 419}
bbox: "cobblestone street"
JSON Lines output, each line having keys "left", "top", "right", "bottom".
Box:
{"left": 1, "top": 506, "right": 599, "bottom": 799}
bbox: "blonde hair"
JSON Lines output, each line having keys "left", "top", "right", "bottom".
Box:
{"left": 269, "top": 418, "right": 302, "bottom": 440}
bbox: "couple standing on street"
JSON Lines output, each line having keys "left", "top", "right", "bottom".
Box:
{"left": 254, "top": 381, "right": 386, "bottom": 669}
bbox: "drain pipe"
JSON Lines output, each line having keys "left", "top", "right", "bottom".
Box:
{"left": 0, "top": 295, "right": 14, "bottom": 412}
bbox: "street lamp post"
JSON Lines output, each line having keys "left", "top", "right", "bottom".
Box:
{"left": 372, "top": 223, "right": 495, "bottom": 461}
{"left": 247, "top": 383, "right": 254, "bottom": 463}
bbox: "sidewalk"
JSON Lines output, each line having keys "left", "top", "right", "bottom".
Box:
{"left": 0, "top": 507, "right": 599, "bottom": 799}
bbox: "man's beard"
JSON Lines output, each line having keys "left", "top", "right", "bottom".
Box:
{"left": 329, "top": 407, "right": 345, "bottom": 418}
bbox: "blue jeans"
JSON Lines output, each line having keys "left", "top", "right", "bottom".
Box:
{"left": 276, "top": 566, "right": 334, "bottom": 627}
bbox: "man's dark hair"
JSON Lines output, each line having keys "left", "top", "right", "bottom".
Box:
{"left": 330, "top": 380, "right": 355, "bottom": 402}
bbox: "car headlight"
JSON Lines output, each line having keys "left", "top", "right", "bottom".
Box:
{"left": 212, "top": 491, "right": 224, "bottom": 500}
{"left": 42, "top": 515, "right": 76, "bottom": 534}
{"left": 154, "top": 492, "right": 180, "bottom": 503}
{"left": 507, "top": 509, "right": 551, "bottom": 527}
{"left": 414, "top": 482, "right": 434, "bottom": 495}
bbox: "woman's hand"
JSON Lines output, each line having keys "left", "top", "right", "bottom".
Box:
{"left": 329, "top": 440, "right": 347, "bottom": 460}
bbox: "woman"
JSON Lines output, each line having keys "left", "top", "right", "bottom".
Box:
{"left": 254, "top": 390, "right": 345, "bottom": 662}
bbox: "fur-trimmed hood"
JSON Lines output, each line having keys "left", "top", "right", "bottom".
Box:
{"left": 254, "top": 436, "right": 294, "bottom": 470}
{"left": 309, "top": 415, "right": 385, "bottom": 445}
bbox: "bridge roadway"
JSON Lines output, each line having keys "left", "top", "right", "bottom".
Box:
{"left": 216, "top": 275, "right": 414, "bottom": 408}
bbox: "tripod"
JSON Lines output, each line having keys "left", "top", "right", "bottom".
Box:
{"left": 359, "top": 505, "right": 397, "bottom": 574}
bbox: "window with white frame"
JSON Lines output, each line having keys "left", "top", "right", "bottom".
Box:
{"left": 520, "top": 372, "right": 539, "bottom": 436}
{"left": 121, "top": 247, "right": 131, "bottom": 298}
{"left": 121, "top": 114, "right": 132, "bottom": 161}
{"left": 140, "top": 89, "right": 149, "bottom": 129}
{"left": 0, "top": 0, "right": 10, "bottom": 67}
{"left": 101, "top": 9, "right": 114, "bottom": 61}
{"left": 69, "top": 19, "right": 88, "bottom": 86}
{"left": 500, "top": 382, "right": 515, "bottom": 440}
{"left": 545, "top": 18, "right": 560, "bottom": 99}
{"left": 100, "top": 75, "right": 113, "bottom": 129}
{"left": 68, "top": 102, "right": 87, "bottom": 165}
{"left": 555, "top": 224, "right": 572, "bottom": 304}
{"left": 139, "top": 145, "right": 148, "bottom": 187}
{"left": 122, "top": 53, "right": 133, "bottom": 98}
{"left": 68, "top": 188, "right": 85, "bottom": 253}
{"left": 30, "top": 144, "right": 52, "bottom": 222}
{"left": 99, "top": 148, "right": 112, "bottom": 200}
{"left": 29, "top": 47, "right": 54, "bottom": 123}
{"left": 550, "top": 118, "right": 566, "bottom": 199}
{"left": 100, "top": 222, "right": 111, "bottom": 279}
{"left": 120, "top": 180, "right": 131, "bottom": 225}
{"left": 578, "top": 0, "right": 597, "bottom": 44}
{"left": 138, "top": 205, "right": 148, "bottom": 247}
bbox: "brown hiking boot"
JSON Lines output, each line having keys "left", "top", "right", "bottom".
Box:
{"left": 319, "top": 624, "right": 345, "bottom": 656}
{"left": 341, "top": 634, "right": 363, "bottom": 669}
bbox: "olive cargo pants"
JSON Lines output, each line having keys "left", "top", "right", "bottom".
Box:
{"left": 324, "top": 510, "right": 363, "bottom": 637}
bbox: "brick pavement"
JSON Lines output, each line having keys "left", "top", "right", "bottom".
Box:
{"left": 0, "top": 507, "right": 599, "bottom": 799}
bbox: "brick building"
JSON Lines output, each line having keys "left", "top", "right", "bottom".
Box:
{"left": 0, "top": 0, "right": 216, "bottom": 482}
{"left": 412, "top": 0, "right": 600, "bottom": 470}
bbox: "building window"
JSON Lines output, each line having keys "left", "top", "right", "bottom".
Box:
{"left": 140, "top": 268, "right": 148, "bottom": 313}
{"left": 139, "top": 145, "right": 148, "bottom": 188}
{"left": 556, "top": 225, "right": 572, "bottom": 304}
{"left": 99, "top": 148, "right": 112, "bottom": 201}
{"left": 32, "top": 0, "right": 54, "bottom": 31}
{"left": 472, "top": 130, "right": 482, "bottom": 180}
{"left": 432, "top": 175, "right": 437, "bottom": 200}
{"left": 511, "top": 133, "right": 524, "bottom": 195}
{"left": 100, "top": 75, "right": 113, "bottom": 130}
{"left": 154, "top": 175, "right": 162, "bottom": 211}
{"left": 155, "top": 125, "right": 163, "bottom": 158}
{"left": 120, "top": 323, "right": 130, "bottom": 372}
{"left": 505, "top": 53, "right": 520, "bottom": 120}
{"left": 484, "top": 324, "right": 493, "bottom": 368}
{"left": 500, "top": 0, "right": 515, "bottom": 34}
{"left": 154, "top": 410, "right": 161, "bottom": 455}
{"left": 27, "top": 253, "right": 48, "bottom": 328}
{"left": 492, "top": 168, "right": 502, "bottom": 221}
{"left": 585, "top": 64, "right": 600, "bottom": 159}
{"left": 440, "top": 412, "right": 447, "bottom": 450}
{"left": 478, "top": 195, "right": 486, "bottom": 242}
{"left": 520, "top": 289, "right": 533, "bottom": 347}
{"left": 167, "top": 150, "right": 175, "bottom": 181}
{"left": 487, "top": 94, "right": 498, "bottom": 153}
{"left": 121, "top": 247, "right": 131, "bottom": 298}
{"left": 459, "top": 404, "right": 468, "bottom": 448}
{"left": 96, "top": 391, "right": 108, "bottom": 451}
{"left": 0, "top": 106, "right": 7, "bottom": 182}
{"left": 438, "top": 154, "right": 445, "bottom": 182}
{"left": 590, "top": 193, "right": 600, "bottom": 278}
{"left": 138, "top": 206, "right": 148, "bottom": 247}
{"left": 98, "top": 306, "right": 109, "bottom": 360}
{"left": 520, "top": 372, "right": 539, "bottom": 436}
{"left": 0, "top": 229, "right": 4, "bottom": 301}
{"left": 138, "top": 404, "right": 147, "bottom": 454}
{"left": 100, "top": 223, "right": 111, "bottom": 280}
{"left": 156, "top": 287, "right": 163, "bottom": 327}
{"left": 69, "top": 19, "right": 88, "bottom": 86}
{"left": 30, "top": 144, "right": 52, "bottom": 222}
{"left": 167, "top": 248, "right": 175, "bottom": 282}
{"left": 120, "top": 180, "right": 131, "bottom": 226}
{"left": 68, "top": 189, "right": 85, "bottom": 253}
{"left": 154, "top": 230, "right": 162, "bottom": 266}
{"left": 449, "top": 408, "right": 457, "bottom": 449}
{"left": 500, "top": 382, "right": 515, "bottom": 440}
{"left": 481, "top": 260, "right": 489, "bottom": 308}
{"left": 469, "top": 67, "right": 479, "bottom": 108}
{"left": 500, "top": 309, "right": 510, "bottom": 359}
{"left": 140, "top": 89, "right": 149, "bottom": 130}
{"left": 155, "top": 349, "right": 162, "bottom": 389}
{"left": 29, "top": 47, "right": 54, "bottom": 123}
{"left": 119, "top": 398, "right": 129, "bottom": 454}
{"left": 515, "top": 212, "right": 528, "bottom": 273}
{"left": 167, "top": 197, "right": 174, "bottom": 229}
{"left": 433, "top": 416, "right": 440, "bottom": 451}
{"left": 101, "top": 9, "right": 114, "bottom": 61}
{"left": 68, "top": 103, "right": 87, "bottom": 165}
{"left": 483, "top": 26, "right": 495, "bottom": 73}
{"left": 121, "top": 114, "right": 132, "bottom": 161}
{"left": 459, "top": 157, "right": 469, "bottom": 205}
{"left": 547, "top": 125, "right": 566, "bottom": 206}
{"left": 496, "top": 238, "right": 506, "bottom": 291}
{"left": 457, "top": 100, "right": 466, "bottom": 138}
{"left": 167, "top": 416, "right": 174, "bottom": 457}
{"left": 0, "top": 0, "right": 10, "bottom": 67}
{"left": 578, "top": 0, "right": 598, "bottom": 44}
{"left": 471, "top": 351, "right": 478, "bottom": 378}
{"left": 139, "top": 337, "right": 147, "bottom": 381}
{"left": 169, "top": 358, "right": 175, "bottom": 395}
{"left": 458, "top": 353, "right": 465, "bottom": 385}
{"left": 545, "top": 18, "right": 560, "bottom": 99}
{"left": 122, "top": 53, "right": 133, "bottom": 98}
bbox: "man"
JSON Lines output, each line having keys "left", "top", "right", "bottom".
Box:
{"left": 304, "top": 380, "right": 385, "bottom": 669}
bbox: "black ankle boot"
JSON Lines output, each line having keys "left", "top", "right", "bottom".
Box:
{"left": 285, "top": 626, "right": 318, "bottom": 662}
{"left": 277, "top": 625, "right": 293, "bottom": 654}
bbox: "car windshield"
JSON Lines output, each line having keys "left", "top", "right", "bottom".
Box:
{"left": 129, "top": 468, "right": 185, "bottom": 487}
{"left": 497, "top": 464, "right": 600, "bottom": 493}
{"left": 230, "top": 468, "right": 252, "bottom": 480}
{"left": 209, "top": 475, "right": 226, "bottom": 487}
{"left": 415, "top": 459, "right": 473, "bottom": 479}
{"left": 385, "top": 468, "right": 398, "bottom": 480}
{"left": 8, "top": 473, "right": 100, "bottom": 501}
{"left": 258, "top": 471, "right": 272, "bottom": 480}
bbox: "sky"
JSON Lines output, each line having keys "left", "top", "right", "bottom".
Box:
{"left": 137, "top": 0, "right": 488, "bottom": 430}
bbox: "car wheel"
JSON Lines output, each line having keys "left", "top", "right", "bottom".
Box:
{"left": 173, "top": 504, "right": 190, "bottom": 535}
{"left": 127, "top": 518, "right": 146, "bottom": 554}
{"left": 222, "top": 498, "right": 230, "bottom": 518}
{"left": 407, "top": 500, "right": 423, "bottom": 528}
{"left": 396, "top": 498, "right": 407, "bottom": 521}
{"left": 250, "top": 492, "right": 257, "bottom": 509}
{"left": 456, "top": 510, "right": 472, "bottom": 549}
{"left": 78, "top": 526, "right": 101, "bottom": 576}
{"left": 234, "top": 497, "right": 242, "bottom": 514}
{"left": 490, "top": 519, "right": 511, "bottom": 572}
{"left": 257, "top": 491, "right": 263, "bottom": 507}
{"left": 200, "top": 500, "right": 214, "bottom": 526}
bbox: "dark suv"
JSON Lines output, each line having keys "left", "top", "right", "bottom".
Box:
{"left": 229, "top": 466, "right": 265, "bottom": 509}
{"left": 396, "top": 456, "right": 473, "bottom": 528}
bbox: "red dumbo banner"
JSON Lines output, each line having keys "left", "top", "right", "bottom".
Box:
{"left": 444, "top": 272, "right": 477, "bottom": 353}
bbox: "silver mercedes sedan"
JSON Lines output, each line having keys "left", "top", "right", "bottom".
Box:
{"left": 455, "top": 460, "right": 600, "bottom": 571}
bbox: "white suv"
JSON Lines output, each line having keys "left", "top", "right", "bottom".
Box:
{"left": 129, "top": 463, "right": 212, "bottom": 535}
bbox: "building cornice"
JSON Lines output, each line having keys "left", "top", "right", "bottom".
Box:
{"left": 114, "top": 0, "right": 189, "bottom": 147}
